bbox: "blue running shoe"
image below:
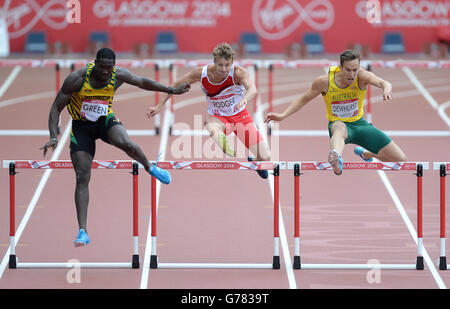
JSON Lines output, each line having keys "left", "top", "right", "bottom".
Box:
{"left": 248, "top": 157, "right": 268, "bottom": 179}
{"left": 148, "top": 164, "right": 171, "bottom": 184}
{"left": 74, "top": 229, "right": 90, "bottom": 247}
{"left": 328, "top": 150, "right": 344, "bottom": 175}
{"left": 354, "top": 146, "right": 373, "bottom": 162}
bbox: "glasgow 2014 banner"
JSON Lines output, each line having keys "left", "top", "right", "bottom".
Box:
{"left": 2, "top": 0, "right": 449, "bottom": 54}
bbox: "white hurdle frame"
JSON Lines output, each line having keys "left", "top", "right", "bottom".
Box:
{"left": 434, "top": 162, "right": 450, "bottom": 270}
{"left": 148, "top": 160, "right": 282, "bottom": 269}
{"left": 289, "top": 161, "right": 429, "bottom": 270}
{"left": 4, "top": 160, "right": 141, "bottom": 269}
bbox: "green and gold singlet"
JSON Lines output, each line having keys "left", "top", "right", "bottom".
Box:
{"left": 67, "top": 62, "right": 116, "bottom": 121}
{"left": 323, "top": 65, "right": 366, "bottom": 123}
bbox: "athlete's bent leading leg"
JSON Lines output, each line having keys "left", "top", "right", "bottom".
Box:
{"left": 243, "top": 123, "right": 270, "bottom": 179}
{"left": 204, "top": 116, "right": 235, "bottom": 157}
{"left": 329, "top": 121, "right": 347, "bottom": 175}
{"left": 248, "top": 140, "right": 271, "bottom": 179}
{"left": 105, "top": 124, "right": 171, "bottom": 184}
{"left": 105, "top": 124, "right": 152, "bottom": 170}
{"left": 249, "top": 140, "right": 271, "bottom": 162}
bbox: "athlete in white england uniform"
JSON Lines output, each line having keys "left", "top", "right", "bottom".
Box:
{"left": 147, "top": 43, "right": 271, "bottom": 179}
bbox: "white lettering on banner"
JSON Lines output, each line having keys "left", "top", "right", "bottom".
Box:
{"left": 355, "top": 0, "right": 449, "bottom": 27}
{"left": 4, "top": 0, "right": 68, "bottom": 39}
{"left": 54, "top": 162, "right": 72, "bottom": 168}
{"left": 92, "top": 0, "right": 231, "bottom": 27}
{"left": 252, "top": 0, "right": 335, "bottom": 40}
{"left": 195, "top": 163, "right": 235, "bottom": 169}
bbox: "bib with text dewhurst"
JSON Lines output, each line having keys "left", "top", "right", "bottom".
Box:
{"left": 331, "top": 98, "right": 359, "bottom": 119}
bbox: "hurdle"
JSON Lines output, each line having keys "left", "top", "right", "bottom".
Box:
{"left": 434, "top": 162, "right": 449, "bottom": 270}
{"left": 4, "top": 160, "right": 141, "bottom": 269}
{"left": 148, "top": 160, "right": 282, "bottom": 269}
{"left": 289, "top": 161, "right": 428, "bottom": 270}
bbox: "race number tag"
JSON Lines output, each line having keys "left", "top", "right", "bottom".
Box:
{"left": 331, "top": 98, "right": 359, "bottom": 118}
{"left": 207, "top": 85, "right": 245, "bottom": 116}
{"left": 80, "top": 100, "right": 109, "bottom": 121}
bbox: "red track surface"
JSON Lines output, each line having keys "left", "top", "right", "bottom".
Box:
{"left": 0, "top": 62, "right": 449, "bottom": 290}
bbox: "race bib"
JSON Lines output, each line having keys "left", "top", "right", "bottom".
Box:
{"left": 211, "top": 94, "right": 236, "bottom": 112}
{"left": 80, "top": 100, "right": 109, "bottom": 121}
{"left": 331, "top": 98, "right": 359, "bottom": 119}
{"left": 207, "top": 86, "right": 245, "bottom": 116}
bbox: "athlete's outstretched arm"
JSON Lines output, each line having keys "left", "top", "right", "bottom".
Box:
{"left": 116, "top": 67, "right": 190, "bottom": 95}
{"left": 358, "top": 69, "right": 393, "bottom": 100}
{"left": 234, "top": 66, "right": 257, "bottom": 110}
{"left": 265, "top": 75, "right": 326, "bottom": 123}
{"left": 40, "top": 71, "right": 84, "bottom": 156}
{"left": 147, "top": 67, "right": 202, "bottom": 118}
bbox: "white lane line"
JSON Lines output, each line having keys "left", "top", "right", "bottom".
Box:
{"left": 1, "top": 129, "right": 449, "bottom": 137}
{"left": 403, "top": 67, "right": 450, "bottom": 129}
{"left": 377, "top": 169, "right": 446, "bottom": 289}
{"left": 0, "top": 88, "right": 159, "bottom": 109}
{"left": 0, "top": 120, "right": 71, "bottom": 279}
{"left": 402, "top": 67, "right": 439, "bottom": 110}
{"left": 250, "top": 66, "right": 297, "bottom": 289}
{"left": 437, "top": 101, "right": 450, "bottom": 128}
{"left": 0, "top": 91, "right": 54, "bottom": 108}
{"left": 271, "top": 130, "right": 450, "bottom": 137}
{"left": 140, "top": 101, "right": 172, "bottom": 289}
{"left": 259, "top": 82, "right": 450, "bottom": 113}
{"left": 0, "top": 66, "right": 21, "bottom": 100}
{"left": 0, "top": 130, "right": 157, "bottom": 136}
{"left": 254, "top": 109, "right": 297, "bottom": 289}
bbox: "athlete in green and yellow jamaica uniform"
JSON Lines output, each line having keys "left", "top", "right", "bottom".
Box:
{"left": 40, "top": 48, "right": 191, "bottom": 246}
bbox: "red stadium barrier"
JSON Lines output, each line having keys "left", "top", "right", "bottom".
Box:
{"left": 4, "top": 0, "right": 447, "bottom": 54}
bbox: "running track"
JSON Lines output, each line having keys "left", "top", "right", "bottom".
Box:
{"left": 0, "top": 59, "right": 449, "bottom": 289}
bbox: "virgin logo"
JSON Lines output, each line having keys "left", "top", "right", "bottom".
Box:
{"left": 252, "top": 0, "right": 335, "bottom": 40}
{"left": 4, "top": 0, "right": 68, "bottom": 39}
